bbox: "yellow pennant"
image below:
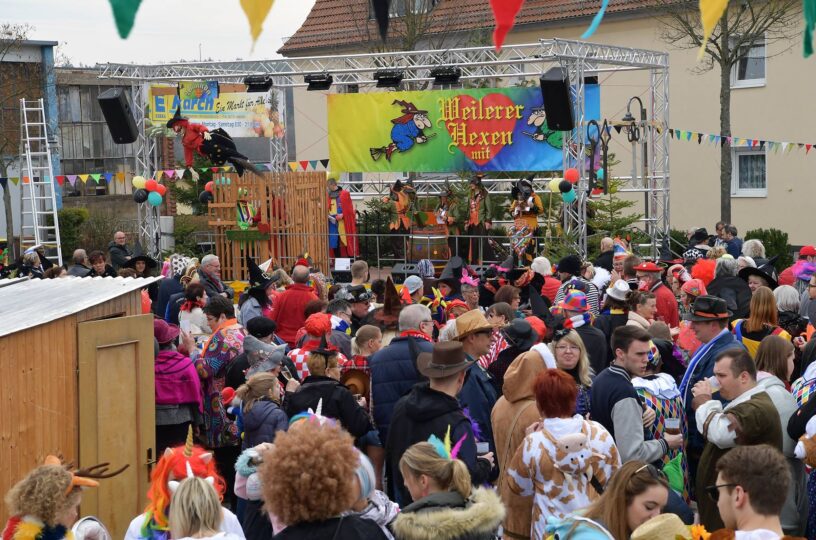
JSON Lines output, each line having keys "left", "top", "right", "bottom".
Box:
{"left": 698, "top": 0, "right": 729, "bottom": 59}
{"left": 79, "top": 174, "right": 89, "bottom": 183}
{"left": 240, "top": 0, "right": 275, "bottom": 49}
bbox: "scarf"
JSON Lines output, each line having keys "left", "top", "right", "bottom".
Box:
{"left": 7, "top": 518, "right": 72, "bottom": 540}
{"left": 563, "top": 312, "right": 593, "bottom": 329}
{"left": 400, "top": 329, "right": 433, "bottom": 342}
{"left": 679, "top": 327, "right": 730, "bottom": 399}
{"left": 331, "top": 315, "right": 351, "bottom": 336}
{"left": 201, "top": 318, "right": 238, "bottom": 355}
{"left": 180, "top": 298, "right": 205, "bottom": 312}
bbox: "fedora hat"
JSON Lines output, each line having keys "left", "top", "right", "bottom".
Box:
{"left": 454, "top": 309, "right": 493, "bottom": 340}
{"left": 154, "top": 319, "right": 180, "bottom": 345}
{"left": 738, "top": 266, "right": 778, "bottom": 290}
{"left": 501, "top": 319, "right": 536, "bottom": 351}
{"left": 340, "top": 369, "right": 370, "bottom": 397}
{"left": 684, "top": 294, "right": 732, "bottom": 322}
{"left": 417, "top": 341, "right": 475, "bottom": 378}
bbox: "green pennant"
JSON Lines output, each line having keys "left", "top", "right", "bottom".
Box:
{"left": 200, "top": 168, "right": 209, "bottom": 173}
{"left": 108, "top": 0, "right": 143, "bottom": 38}
{"left": 10, "top": 177, "right": 19, "bottom": 186}
{"left": 90, "top": 173, "right": 102, "bottom": 183}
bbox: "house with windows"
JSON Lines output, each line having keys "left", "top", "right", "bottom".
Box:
{"left": 279, "top": 0, "right": 815, "bottom": 245}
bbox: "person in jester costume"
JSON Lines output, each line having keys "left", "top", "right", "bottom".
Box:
{"left": 166, "top": 107, "right": 260, "bottom": 177}
{"left": 327, "top": 176, "right": 358, "bottom": 259}
{"left": 124, "top": 428, "right": 242, "bottom": 540}
{"left": 509, "top": 176, "right": 543, "bottom": 264}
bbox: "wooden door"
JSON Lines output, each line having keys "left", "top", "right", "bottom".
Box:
{"left": 78, "top": 314, "right": 155, "bottom": 540}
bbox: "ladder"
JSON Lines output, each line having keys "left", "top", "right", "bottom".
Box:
{"left": 19, "top": 98, "right": 62, "bottom": 266}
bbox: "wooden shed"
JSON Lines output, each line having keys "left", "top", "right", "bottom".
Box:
{"left": 0, "top": 276, "right": 160, "bottom": 539}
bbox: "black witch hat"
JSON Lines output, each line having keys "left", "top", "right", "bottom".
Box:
{"left": 246, "top": 254, "right": 278, "bottom": 289}
{"left": 527, "top": 283, "right": 552, "bottom": 318}
{"left": 166, "top": 106, "right": 186, "bottom": 128}
{"left": 437, "top": 256, "right": 465, "bottom": 294}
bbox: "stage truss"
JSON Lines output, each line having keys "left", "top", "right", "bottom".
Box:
{"left": 99, "top": 39, "right": 669, "bottom": 259}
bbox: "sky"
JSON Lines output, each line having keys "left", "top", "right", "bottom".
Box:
{"left": 2, "top": 0, "right": 317, "bottom": 65}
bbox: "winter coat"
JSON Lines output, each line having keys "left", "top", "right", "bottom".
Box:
{"left": 385, "top": 383, "right": 492, "bottom": 506}
{"left": 154, "top": 274, "right": 184, "bottom": 318}
{"left": 108, "top": 241, "right": 132, "bottom": 270}
{"left": 543, "top": 515, "right": 614, "bottom": 540}
{"left": 369, "top": 335, "right": 433, "bottom": 443}
{"left": 574, "top": 324, "right": 609, "bottom": 376}
{"left": 593, "top": 309, "right": 628, "bottom": 363}
{"left": 242, "top": 398, "right": 288, "bottom": 448}
{"left": 594, "top": 250, "right": 613, "bottom": 272}
{"left": 284, "top": 375, "right": 371, "bottom": 438}
{"left": 345, "top": 490, "right": 399, "bottom": 540}
{"left": 87, "top": 264, "right": 117, "bottom": 278}
{"left": 67, "top": 264, "right": 91, "bottom": 277}
{"left": 626, "top": 310, "right": 652, "bottom": 330}
{"left": 179, "top": 307, "right": 211, "bottom": 335}
{"left": 273, "top": 515, "right": 389, "bottom": 540}
{"left": 198, "top": 267, "right": 235, "bottom": 300}
{"left": 459, "top": 360, "right": 499, "bottom": 454}
{"left": 504, "top": 416, "right": 620, "bottom": 540}
{"left": 390, "top": 488, "right": 504, "bottom": 540}
{"left": 165, "top": 292, "right": 185, "bottom": 325}
{"left": 707, "top": 275, "right": 752, "bottom": 321}
{"left": 269, "top": 283, "right": 318, "bottom": 346}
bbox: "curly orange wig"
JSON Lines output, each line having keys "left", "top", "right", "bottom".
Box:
{"left": 141, "top": 444, "right": 226, "bottom": 535}
{"left": 259, "top": 419, "right": 357, "bottom": 525}
{"left": 691, "top": 258, "right": 716, "bottom": 287}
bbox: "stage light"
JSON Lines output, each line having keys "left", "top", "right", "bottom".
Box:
{"left": 430, "top": 66, "right": 461, "bottom": 86}
{"left": 374, "top": 69, "right": 404, "bottom": 88}
{"left": 243, "top": 75, "right": 273, "bottom": 92}
{"left": 305, "top": 73, "right": 333, "bottom": 91}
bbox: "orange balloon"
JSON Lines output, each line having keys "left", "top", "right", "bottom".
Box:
{"left": 564, "top": 168, "right": 580, "bottom": 184}
{"left": 155, "top": 184, "right": 167, "bottom": 196}
{"left": 145, "top": 179, "right": 158, "bottom": 192}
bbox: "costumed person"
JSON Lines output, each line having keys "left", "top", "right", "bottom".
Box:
{"left": 509, "top": 176, "right": 543, "bottom": 265}
{"left": 428, "top": 257, "right": 466, "bottom": 327}
{"left": 464, "top": 174, "right": 495, "bottom": 264}
{"left": 123, "top": 249, "right": 160, "bottom": 302}
{"left": 238, "top": 255, "right": 280, "bottom": 326}
{"left": 124, "top": 428, "right": 242, "bottom": 540}
{"left": 525, "top": 106, "right": 564, "bottom": 149}
{"left": 382, "top": 179, "right": 413, "bottom": 261}
{"left": 327, "top": 176, "right": 358, "bottom": 259}
{"left": 3, "top": 457, "right": 126, "bottom": 540}
{"left": 435, "top": 183, "right": 458, "bottom": 259}
{"left": 369, "top": 100, "right": 432, "bottom": 162}
{"left": 166, "top": 106, "right": 259, "bottom": 177}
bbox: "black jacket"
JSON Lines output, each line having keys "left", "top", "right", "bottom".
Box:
{"left": 385, "top": 382, "right": 491, "bottom": 506}
{"left": 594, "top": 311, "right": 629, "bottom": 363}
{"left": 594, "top": 249, "right": 614, "bottom": 272}
{"left": 108, "top": 241, "right": 132, "bottom": 270}
{"left": 88, "top": 265, "right": 117, "bottom": 278}
{"left": 284, "top": 375, "right": 372, "bottom": 438}
{"left": 273, "top": 515, "right": 388, "bottom": 540}
{"left": 707, "top": 275, "right": 751, "bottom": 321}
{"left": 155, "top": 274, "right": 184, "bottom": 317}
{"left": 575, "top": 324, "right": 609, "bottom": 375}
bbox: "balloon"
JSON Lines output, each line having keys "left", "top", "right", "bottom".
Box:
{"left": 133, "top": 188, "right": 148, "bottom": 203}
{"left": 562, "top": 189, "right": 577, "bottom": 203}
{"left": 155, "top": 184, "right": 167, "bottom": 196}
{"left": 547, "top": 178, "right": 561, "bottom": 193}
{"left": 132, "top": 176, "right": 146, "bottom": 189}
{"left": 145, "top": 179, "right": 158, "bottom": 192}
{"left": 558, "top": 180, "right": 573, "bottom": 194}
{"left": 596, "top": 168, "right": 605, "bottom": 181}
{"left": 199, "top": 191, "right": 214, "bottom": 204}
{"left": 205, "top": 181, "right": 214, "bottom": 193}
{"left": 564, "top": 168, "right": 579, "bottom": 183}
{"left": 147, "top": 191, "right": 163, "bottom": 206}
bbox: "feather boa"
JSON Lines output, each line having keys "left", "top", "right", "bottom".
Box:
{"left": 461, "top": 406, "right": 484, "bottom": 442}
{"left": 691, "top": 258, "right": 716, "bottom": 286}
{"left": 794, "top": 260, "right": 816, "bottom": 281}
{"left": 9, "top": 518, "right": 73, "bottom": 540}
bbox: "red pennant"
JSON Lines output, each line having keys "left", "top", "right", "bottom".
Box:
{"left": 490, "top": 0, "right": 526, "bottom": 51}
{"left": 56, "top": 175, "right": 65, "bottom": 186}
{"left": 299, "top": 160, "right": 309, "bottom": 171}
{"left": 210, "top": 167, "right": 219, "bottom": 172}
{"left": 807, "top": 144, "right": 813, "bottom": 154}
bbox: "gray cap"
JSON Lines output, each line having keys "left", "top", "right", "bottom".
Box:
{"left": 244, "top": 335, "right": 286, "bottom": 376}
{"left": 403, "top": 275, "right": 423, "bottom": 294}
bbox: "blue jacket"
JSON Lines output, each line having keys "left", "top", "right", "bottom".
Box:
{"left": 390, "top": 121, "right": 421, "bottom": 152}
{"left": 369, "top": 335, "right": 432, "bottom": 443}
{"left": 242, "top": 398, "right": 288, "bottom": 449}
{"left": 154, "top": 274, "right": 183, "bottom": 318}
{"left": 459, "top": 360, "right": 498, "bottom": 454}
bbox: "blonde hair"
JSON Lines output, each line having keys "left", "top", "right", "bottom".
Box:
{"left": 22, "top": 252, "right": 40, "bottom": 266}
{"left": 549, "top": 330, "right": 593, "bottom": 386}
{"left": 168, "top": 477, "right": 223, "bottom": 539}
{"left": 5, "top": 465, "right": 80, "bottom": 527}
{"left": 306, "top": 351, "right": 339, "bottom": 377}
{"left": 271, "top": 268, "right": 293, "bottom": 287}
{"left": 236, "top": 372, "right": 280, "bottom": 410}
{"left": 351, "top": 325, "right": 381, "bottom": 355}
{"left": 744, "top": 286, "right": 779, "bottom": 333}
{"left": 399, "top": 442, "right": 472, "bottom": 500}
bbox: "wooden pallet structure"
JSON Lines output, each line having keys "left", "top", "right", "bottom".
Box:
{"left": 208, "top": 171, "right": 329, "bottom": 281}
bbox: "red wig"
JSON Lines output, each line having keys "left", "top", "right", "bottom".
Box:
{"left": 533, "top": 369, "right": 578, "bottom": 418}
{"left": 691, "top": 258, "right": 716, "bottom": 287}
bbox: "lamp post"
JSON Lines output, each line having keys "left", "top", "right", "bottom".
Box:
{"left": 622, "top": 96, "right": 651, "bottom": 249}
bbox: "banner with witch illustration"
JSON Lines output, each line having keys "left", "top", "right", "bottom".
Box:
{"left": 328, "top": 85, "right": 600, "bottom": 172}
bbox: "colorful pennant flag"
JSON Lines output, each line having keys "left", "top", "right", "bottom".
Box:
{"left": 288, "top": 162, "right": 298, "bottom": 172}
{"left": 240, "top": 0, "right": 276, "bottom": 49}
{"left": 116, "top": 172, "right": 125, "bottom": 182}
{"left": 11, "top": 177, "right": 20, "bottom": 186}
{"left": 90, "top": 173, "right": 101, "bottom": 184}
{"left": 107, "top": 0, "right": 143, "bottom": 38}
{"left": 371, "top": 0, "right": 391, "bottom": 41}
{"left": 55, "top": 175, "right": 65, "bottom": 186}
{"left": 805, "top": 0, "right": 816, "bottom": 57}
{"left": 79, "top": 174, "right": 89, "bottom": 183}
{"left": 67, "top": 175, "right": 77, "bottom": 186}
{"left": 175, "top": 169, "right": 186, "bottom": 180}
{"left": 104, "top": 173, "right": 113, "bottom": 184}
{"left": 309, "top": 160, "right": 318, "bottom": 170}
{"left": 299, "top": 160, "right": 308, "bottom": 171}
{"left": 490, "top": 0, "right": 525, "bottom": 51}
{"left": 320, "top": 159, "right": 329, "bottom": 169}
{"left": 698, "top": 0, "right": 729, "bottom": 59}
{"left": 164, "top": 169, "right": 175, "bottom": 179}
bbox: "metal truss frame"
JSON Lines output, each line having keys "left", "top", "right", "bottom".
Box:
{"left": 99, "top": 38, "right": 670, "bottom": 259}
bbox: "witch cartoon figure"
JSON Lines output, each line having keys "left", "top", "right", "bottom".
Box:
{"left": 524, "top": 106, "right": 564, "bottom": 149}
{"left": 370, "top": 100, "right": 433, "bottom": 161}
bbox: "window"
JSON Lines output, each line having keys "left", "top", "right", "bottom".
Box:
{"left": 730, "top": 38, "right": 765, "bottom": 88}
{"left": 370, "top": 0, "right": 438, "bottom": 19}
{"left": 731, "top": 147, "right": 766, "bottom": 197}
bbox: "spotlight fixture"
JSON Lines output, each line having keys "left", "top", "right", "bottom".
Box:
{"left": 430, "top": 66, "right": 461, "bottom": 86}
{"left": 374, "top": 69, "right": 404, "bottom": 88}
{"left": 243, "top": 75, "right": 273, "bottom": 92}
{"left": 304, "top": 73, "right": 333, "bottom": 91}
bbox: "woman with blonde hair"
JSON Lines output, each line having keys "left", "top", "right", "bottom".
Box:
{"left": 236, "top": 372, "right": 288, "bottom": 448}
{"left": 169, "top": 477, "right": 242, "bottom": 540}
{"left": 732, "top": 286, "right": 791, "bottom": 358}
{"left": 549, "top": 329, "right": 593, "bottom": 416}
{"left": 391, "top": 441, "right": 504, "bottom": 540}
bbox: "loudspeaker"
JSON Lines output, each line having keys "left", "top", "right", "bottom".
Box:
{"left": 390, "top": 263, "right": 419, "bottom": 284}
{"left": 539, "top": 67, "right": 574, "bottom": 131}
{"left": 97, "top": 88, "right": 138, "bottom": 144}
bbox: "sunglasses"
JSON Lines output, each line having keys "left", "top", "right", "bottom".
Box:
{"left": 705, "top": 483, "right": 738, "bottom": 502}
{"left": 634, "top": 463, "right": 668, "bottom": 482}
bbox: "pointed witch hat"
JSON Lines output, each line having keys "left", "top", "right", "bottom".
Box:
{"left": 246, "top": 253, "right": 278, "bottom": 289}
{"left": 374, "top": 276, "right": 402, "bottom": 327}
{"left": 528, "top": 283, "right": 552, "bottom": 318}
{"left": 437, "top": 256, "right": 465, "bottom": 294}
{"left": 166, "top": 105, "right": 187, "bottom": 128}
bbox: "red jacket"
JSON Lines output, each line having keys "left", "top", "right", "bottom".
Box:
{"left": 270, "top": 283, "right": 318, "bottom": 346}
{"left": 181, "top": 123, "right": 210, "bottom": 167}
{"left": 540, "top": 276, "right": 562, "bottom": 303}
{"left": 652, "top": 282, "right": 679, "bottom": 328}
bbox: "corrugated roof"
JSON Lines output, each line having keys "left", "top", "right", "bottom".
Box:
{"left": 0, "top": 276, "right": 162, "bottom": 338}
{"left": 279, "top": 0, "right": 660, "bottom": 55}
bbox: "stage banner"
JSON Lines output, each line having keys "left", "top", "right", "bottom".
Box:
{"left": 148, "top": 83, "right": 286, "bottom": 139}
{"left": 329, "top": 85, "right": 599, "bottom": 172}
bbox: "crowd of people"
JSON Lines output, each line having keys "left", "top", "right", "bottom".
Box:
{"left": 7, "top": 223, "right": 816, "bottom": 540}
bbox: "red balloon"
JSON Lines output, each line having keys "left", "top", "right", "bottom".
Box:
{"left": 205, "top": 181, "right": 214, "bottom": 193}
{"left": 155, "top": 184, "right": 167, "bottom": 196}
{"left": 145, "top": 179, "right": 158, "bottom": 192}
{"left": 564, "top": 168, "right": 580, "bottom": 184}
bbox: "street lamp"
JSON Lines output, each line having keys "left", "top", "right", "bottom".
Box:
{"left": 622, "top": 95, "right": 652, "bottom": 251}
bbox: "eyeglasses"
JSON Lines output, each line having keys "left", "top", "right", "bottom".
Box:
{"left": 475, "top": 330, "right": 493, "bottom": 336}
{"left": 705, "top": 483, "right": 738, "bottom": 502}
{"left": 808, "top": 283, "right": 816, "bottom": 289}
{"left": 555, "top": 345, "right": 579, "bottom": 352}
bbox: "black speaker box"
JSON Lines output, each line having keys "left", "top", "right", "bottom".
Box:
{"left": 539, "top": 67, "right": 574, "bottom": 132}
{"left": 97, "top": 87, "right": 138, "bottom": 144}
{"left": 390, "top": 263, "right": 419, "bottom": 284}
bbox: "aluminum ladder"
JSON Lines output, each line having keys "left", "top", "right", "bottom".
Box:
{"left": 19, "top": 98, "right": 62, "bottom": 266}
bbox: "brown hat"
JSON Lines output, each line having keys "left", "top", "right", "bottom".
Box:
{"left": 684, "top": 294, "right": 732, "bottom": 322}
{"left": 630, "top": 513, "right": 691, "bottom": 540}
{"left": 340, "top": 369, "right": 369, "bottom": 397}
{"left": 417, "top": 341, "right": 475, "bottom": 378}
{"left": 454, "top": 309, "right": 493, "bottom": 340}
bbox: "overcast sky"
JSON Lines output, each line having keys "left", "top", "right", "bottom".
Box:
{"left": 3, "top": 0, "right": 317, "bottom": 65}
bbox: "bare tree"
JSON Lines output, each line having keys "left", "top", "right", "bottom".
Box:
{"left": 657, "top": 0, "right": 799, "bottom": 223}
